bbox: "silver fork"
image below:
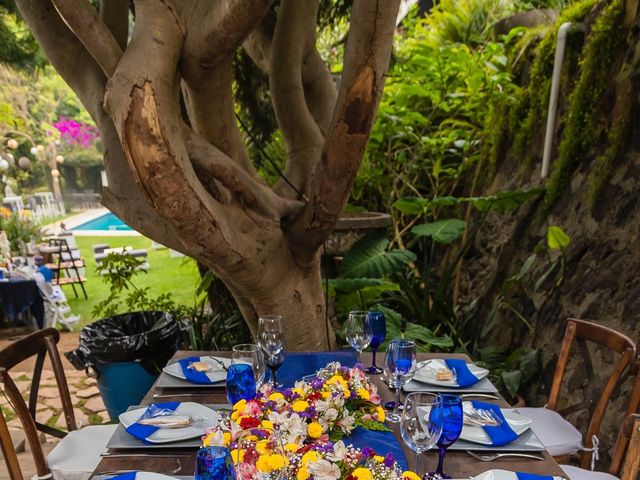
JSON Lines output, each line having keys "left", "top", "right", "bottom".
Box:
{"left": 208, "top": 356, "right": 229, "bottom": 370}
{"left": 466, "top": 450, "right": 545, "bottom": 461}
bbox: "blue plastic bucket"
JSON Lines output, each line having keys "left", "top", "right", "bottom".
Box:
{"left": 94, "top": 361, "right": 158, "bottom": 421}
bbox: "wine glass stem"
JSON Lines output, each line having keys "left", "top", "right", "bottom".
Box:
{"left": 416, "top": 451, "right": 424, "bottom": 476}
{"left": 435, "top": 446, "right": 446, "bottom": 476}
{"left": 271, "top": 367, "right": 277, "bottom": 387}
{"left": 371, "top": 349, "right": 377, "bottom": 368}
{"left": 392, "top": 383, "right": 401, "bottom": 417}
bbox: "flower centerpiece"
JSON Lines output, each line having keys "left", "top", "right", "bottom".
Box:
{"left": 202, "top": 363, "right": 418, "bottom": 480}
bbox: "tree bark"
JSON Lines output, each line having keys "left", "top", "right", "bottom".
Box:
{"left": 17, "top": 0, "right": 400, "bottom": 350}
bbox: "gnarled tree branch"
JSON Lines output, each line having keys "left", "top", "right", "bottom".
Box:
{"left": 182, "top": 0, "right": 274, "bottom": 82}
{"left": 100, "top": 0, "right": 129, "bottom": 50}
{"left": 51, "top": 0, "right": 122, "bottom": 77}
{"left": 183, "top": 123, "right": 303, "bottom": 220}
{"left": 270, "top": 0, "right": 324, "bottom": 198}
{"left": 287, "top": 0, "right": 401, "bottom": 257}
{"left": 182, "top": 59, "right": 257, "bottom": 176}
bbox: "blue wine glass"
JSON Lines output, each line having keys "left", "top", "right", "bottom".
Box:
{"left": 383, "top": 339, "right": 416, "bottom": 423}
{"left": 365, "top": 311, "right": 386, "bottom": 374}
{"left": 226, "top": 363, "right": 256, "bottom": 405}
{"left": 195, "top": 446, "right": 236, "bottom": 480}
{"left": 427, "top": 394, "right": 463, "bottom": 479}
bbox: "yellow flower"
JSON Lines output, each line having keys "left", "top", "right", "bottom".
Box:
{"left": 233, "top": 399, "right": 247, "bottom": 413}
{"left": 326, "top": 375, "right": 348, "bottom": 387}
{"left": 357, "top": 388, "right": 370, "bottom": 400}
{"left": 285, "top": 442, "right": 299, "bottom": 452}
{"left": 374, "top": 455, "right": 384, "bottom": 463}
{"left": 268, "top": 454, "right": 288, "bottom": 470}
{"left": 256, "top": 455, "right": 271, "bottom": 472}
{"left": 292, "top": 400, "right": 310, "bottom": 412}
{"left": 403, "top": 472, "right": 421, "bottom": 480}
{"left": 230, "top": 449, "right": 245, "bottom": 463}
{"left": 269, "top": 392, "right": 285, "bottom": 402}
{"left": 301, "top": 450, "right": 320, "bottom": 467}
{"left": 245, "top": 434, "right": 258, "bottom": 442}
{"left": 202, "top": 432, "right": 215, "bottom": 447}
{"left": 292, "top": 388, "right": 305, "bottom": 397}
{"left": 321, "top": 391, "right": 331, "bottom": 399}
{"left": 307, "top": 422, "right": 323, "bottom": 439}
{"left": 255, "top": 440, "right": 269, "bottom": 454}
{"left": 297, "top": 466, "right": 310, "bottom": 480}
{"left": 352, "top": 467, "right": 373, "bottom": 480}
{"left": 343, "top": 388, "right": 351, "bottom": 398}
{"left": 261, "top": 420, "right": 274, "bottom": 429}
{"left": 231, "top": 411, "right": 240, "bottom": 421}
{"left": 223, "top": 432, "right": 231, "bottom": 446}
{"left": 375, "top": 406, "right": 386, "bottom": 422}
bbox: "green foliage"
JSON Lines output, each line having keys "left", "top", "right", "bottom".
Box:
{"left": 544, "top": 0, "right": 625, "bottom": 209}
{"left": 0, "top": 211, "right": 41, "bottom": 253}
{"left": 0, "top": 4, "right": 43, "bottom": 70}
{"left": 411, "top": 219, "right": 466, "bottom": 244}
{"left": 339, "top": 234, "right": 416, "bottom": 278}
{"left": 547, "top": 225, "right": 570, "bottom": 250}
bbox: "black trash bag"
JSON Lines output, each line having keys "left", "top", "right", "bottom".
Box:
{"left": 65, "top": 311, "right": 180, "bottom": 375}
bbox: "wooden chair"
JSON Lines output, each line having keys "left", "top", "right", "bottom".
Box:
{"left": 0, "top": 328, "right": 115, "bottom": 480}
{"left": 519, "top": 318, "right": 636, "bottom": 470}
{"left": 561, "top": 414, "right": 640, "bottom": 480}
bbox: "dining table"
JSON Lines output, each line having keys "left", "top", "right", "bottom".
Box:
{"left": 92, "top": 350, "right": 567, "bottom": 478}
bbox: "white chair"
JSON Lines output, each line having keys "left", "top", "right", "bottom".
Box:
{"left": 0, "top": 328, "right": 115, "bottom": 480}
{"left": 35, "top": 273, "right": 80, "bottom": 331}
{"left": 519, "top": 319, "right": 636, "bottom": 469}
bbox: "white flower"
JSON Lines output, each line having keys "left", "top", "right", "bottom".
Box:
{"left": 267, "top": 411, "right": 307, "bottom": 444}
{"left": 307, "top": 459, "right": 341, "bottom": 480}
{"left": 326, "top": 441, "right": 347, "bottom": 462}
{"left": 336, "top": 414, "right": 356, "bottom": 433}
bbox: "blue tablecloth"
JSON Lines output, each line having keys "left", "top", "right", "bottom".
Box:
{"left": 0, "top": 279, "right": 45, "bottom": 329}
{"left": 268, "top": 351, "right": 359, "bottom": 387}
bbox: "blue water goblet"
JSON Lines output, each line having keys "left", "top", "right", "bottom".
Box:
{"left": 195, "top": 446, "right": 237, "bottom": 480}
{"left": 383, "top": 339, "right": 416, "bottom": 423}
{"left": 364, "top": 311, "right": 386, "bottom": 374}
{"left": 427, "top": 394, "right": 463, "bottom": 480}
{"left": 226, "top": 363, "right": 256, "bottom": 405}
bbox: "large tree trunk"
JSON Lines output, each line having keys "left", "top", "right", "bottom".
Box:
{"left": 16, "top": 0, "right": 400, "bottom": 350}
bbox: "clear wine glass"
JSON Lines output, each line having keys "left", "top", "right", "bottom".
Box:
{"left": 257, "top": 315, "right": 286, "bottom": 388}
{"left": 383, "top": 339, "right": 416, "bottom": 423}
{"left": 344, "top": 310, "right": 373, "bottom": 364}
{"left": 232, "top": 343, "right": 266, "bottom": 389}
{"left": 401, "top": 392, "right": 443, "bottom": 476}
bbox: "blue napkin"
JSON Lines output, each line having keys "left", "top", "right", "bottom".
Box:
{"left": 470, "top": 400, "right": 518, "bottom": 447}
{"left": 125, "top": 402, "right": 180, "bottom": 443}
{"left": 107, "top": 473, "right": 137, "bottom": 480}
{"left": 346, "top": 426, "right": 409, "bottom": 470}
{"left": 268, "top": 351, "right": 358, "bottom": 388}
{"left": 178, "top": 356, "right": 215, "bottom": 384}
{"left": 516, "top": 473, "right": 554, "bottom": 480}
{"left": 445, "top": 359, "right": 479, "bottom": 388}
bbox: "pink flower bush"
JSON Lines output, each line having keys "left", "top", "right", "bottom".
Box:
{"left": 53, "top": 117, "right": 100, "bottom": 147}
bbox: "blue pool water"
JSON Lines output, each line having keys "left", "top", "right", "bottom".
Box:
{"left": 72, "top": 212, "right": 133, "bottom": 231}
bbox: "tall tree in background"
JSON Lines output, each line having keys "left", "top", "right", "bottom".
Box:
{"left": 15, "top": 0, "right": 400, "bottom": 350}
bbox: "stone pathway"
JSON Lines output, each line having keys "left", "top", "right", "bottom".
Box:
{"left": 0, "top": 368, "right": 109, "bottom": 479}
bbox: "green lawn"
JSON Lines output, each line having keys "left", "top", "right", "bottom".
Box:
{"left": 63, "top": 236, "right": 200, "bottom": 328}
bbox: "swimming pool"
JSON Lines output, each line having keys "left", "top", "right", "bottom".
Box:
{"left": 72, "top": 212, "right": 133, "bottom": 231}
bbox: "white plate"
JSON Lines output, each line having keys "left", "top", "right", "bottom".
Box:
{"left": 133, "top": 474, "right": 179, "bottom": 480}
{"left": 119, "top": 402, "right": 221, "bottom": 444}
{"left": 419, "top": 402, "right": 533, "bottom": 446}
{"left": 413, "top": 359, "right": 489, "bottom": 388}
{"left": 465, "top": 470, "right": 564, "bottom": 480}
{"left": 162, "top": 356, "right": 231, "bottom": 384}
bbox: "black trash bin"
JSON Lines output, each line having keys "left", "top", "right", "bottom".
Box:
{"left": 66, "top": 311, "right": 180, "bottom": 420}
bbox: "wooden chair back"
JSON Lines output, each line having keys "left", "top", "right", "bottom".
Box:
{"left": 611, "top": 414, "right": 640, "bottom": 479}
{"left": 0, "top": 328, "right": 77, "bottom": 480}
{"left": 547, "top": 318, "right": 636, "bottom": 469}
{"left": 610, "top": 360, "right": 640, "bottom": 475}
